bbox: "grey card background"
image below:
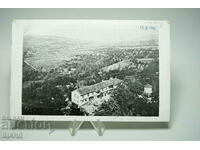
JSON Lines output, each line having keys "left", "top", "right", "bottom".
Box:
{"left": 0, "top": 8, "right": 200, "bottom": 141}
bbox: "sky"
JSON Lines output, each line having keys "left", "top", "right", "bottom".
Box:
{"left": 24, "top": 20, "right": 158, "bottom": 43}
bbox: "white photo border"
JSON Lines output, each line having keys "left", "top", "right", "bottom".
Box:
{"left": 10, "top": 20, "right": 170, "bottom": 122}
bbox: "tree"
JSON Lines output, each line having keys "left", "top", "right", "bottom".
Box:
{"left": 95, "top": 81, "right": 159, "bottom": 116}
{"left": 62, "top": 102, "right": 85, "bottom": 116}
{"left": 22, "top": 79, "right": 67, "bottom": 115}
{"left": 94, "top": 98, "right": 121, "bottom": 116}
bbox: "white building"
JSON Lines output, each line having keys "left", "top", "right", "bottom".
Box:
{"left": 71, "top": 78, "right": 122, "bottom": 107}
{"left": 144, "top": 84, "right": 153, "bottom": 96}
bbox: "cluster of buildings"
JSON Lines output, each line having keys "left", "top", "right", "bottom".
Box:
{"left": 66, "top": 49, "right": 157, "bottom": 114}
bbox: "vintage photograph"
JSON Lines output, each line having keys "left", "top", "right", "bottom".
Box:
{"left": 21, "top": 20, "right": 160, "bottom": 117}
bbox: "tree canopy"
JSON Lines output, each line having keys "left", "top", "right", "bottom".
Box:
{"left": 95, "top": 81, "right": 159, "bottom": 116}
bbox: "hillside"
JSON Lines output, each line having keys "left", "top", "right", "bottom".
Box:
{"left": 23, "top": 35, "right": 90, "bottom": 72}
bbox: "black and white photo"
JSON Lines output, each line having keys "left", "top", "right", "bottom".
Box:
{"left": 10, "top": 20, "right": 170, "bottom": 122}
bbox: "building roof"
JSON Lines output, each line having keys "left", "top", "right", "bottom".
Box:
{"left": 145, "top": 84, "right": 152, "bottom": 88}
{"left": 75, "top": 78, "right": 122, "bottom": 95}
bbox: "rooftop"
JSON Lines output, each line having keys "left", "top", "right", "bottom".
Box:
{"left": 75, "top": 78, "right": 123, "bottom": 95}
{"left": 145, "top": 84, "right": 152, "bottom": 88}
